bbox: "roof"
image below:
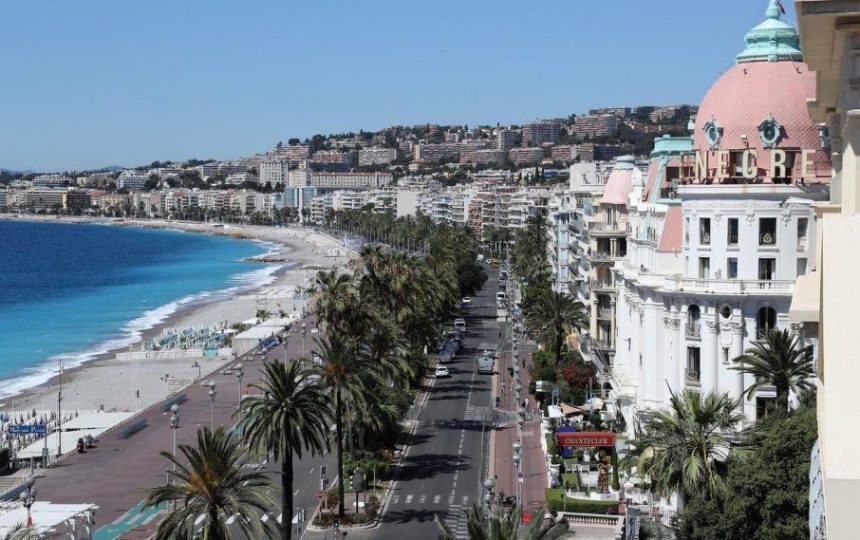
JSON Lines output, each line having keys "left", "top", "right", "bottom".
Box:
{"left": 658, "top": 205, "right": 683, "bottom": 252}
{"left": 737, "top": 0, "right": 803, "bottom": 64}
{"left": 600, "top": 157, "right": 637, "bottom": 205}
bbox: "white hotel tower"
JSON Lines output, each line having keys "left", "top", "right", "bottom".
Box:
{"left": 606, "top": 2, "right": 832, "bottom": 431}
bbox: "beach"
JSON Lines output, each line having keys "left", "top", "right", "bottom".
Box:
{"left": 0, "top": 217, "right": 354, "bottom": 414}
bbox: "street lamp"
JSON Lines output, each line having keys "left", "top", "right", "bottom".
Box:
{"left": 512, "top": 439, "right": 523, "bottom": 509}
{"left": 206, "top": 382, "right": 217, "bottom": 430}
{"left": 483, "top": 477, "right": 496, "bottom": 515}
{"left": 235, "top": 363, "right": 244, "bottom": 405}
{"left": 191, "top": 360, "right": 201, "bottom": 381}
{"left": 301, "top": 323, "right": 307, "bottom": 357}
{"left": 169, "top": 404, "right": 180, "bottom": 511}
{"left": 19, "top": 477, "right": 36, "bottom": 528}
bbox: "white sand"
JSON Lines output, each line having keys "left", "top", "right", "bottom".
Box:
{"left": 1, "top": 218, "right": 355, "bottom": 414}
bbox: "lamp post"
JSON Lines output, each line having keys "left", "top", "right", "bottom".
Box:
{"left": 483, "top": 477, "right": 496, "bottom": 516}
{"left": 512, "top": 440, "right": 522, "bottom": 509}
{"left": 191, "top": 360, "right": 201, "bottom": 382}
{"left": 169, "top": 404, "right": 180, "bottom": 511}
{"left": 19, "top": 477, "right": 36, "bottom": 528}
{"left": 206, "top": 382, "right": 217, "bottom": 430}
{"left": 235, "top": 363, "right": 244, "bottom": 406}
{"left": 301, "top": 323, "right": 307, "bottom": 357}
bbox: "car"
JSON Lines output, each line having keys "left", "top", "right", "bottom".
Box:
{"left": 454, "top": 318, "right": 466, "bottom": 332}
{"left": 477, "top": 356, "right": 494, "bottom": 374}
{"left": 462, "top": 297, "right": 472, "bottom": 305}
{"left": 496, "top": 292, "right": 507, "bottom": 303}
{"left": 435, "top": 366, "right": 450, "bottom": 378}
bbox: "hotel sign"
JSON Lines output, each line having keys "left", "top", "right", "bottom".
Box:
{"left": 693, "top": 149, "right": 818, "bottom": 180}
{"left": 557, "top": 431, "right": 615, "bottom": 448}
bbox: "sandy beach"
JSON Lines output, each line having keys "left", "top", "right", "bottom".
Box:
{"left": 0, "top": 217, "right": 355, "bottom": 415}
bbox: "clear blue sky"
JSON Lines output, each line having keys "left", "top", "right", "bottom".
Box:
{"left": 0, "top": 0, "right": 796, "bottom": 172}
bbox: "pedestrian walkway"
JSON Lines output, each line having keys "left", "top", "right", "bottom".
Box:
{"left": 492, "top": 337, "right": 547, "bottom": 514}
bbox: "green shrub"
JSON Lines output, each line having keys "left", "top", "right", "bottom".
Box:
{"left": 545, "top": 488, "right": 619, "bottom": 515}
{"left": 545, "top": 433, "right": 558, "bottom": 456}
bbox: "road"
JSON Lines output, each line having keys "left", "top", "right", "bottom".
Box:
{"left": 333, "top": 266, "right": 501, "bottom": 540}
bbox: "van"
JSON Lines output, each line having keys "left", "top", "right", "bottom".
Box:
{"left": 496, "top": 292, "right": 507, "bottom": 303}
{"left": 477, "top": 355, "right": 494, "bottom": 374}
{"left": 454, "top": 318, "right": 466, "bottom": 332}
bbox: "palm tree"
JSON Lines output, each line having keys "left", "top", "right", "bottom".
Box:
{"left": 434, "top": 503, "right": 567, "bottom": 540}
{"left": 636, "top": 389, "right": 745, "bottom": 503}
{"left": 731, "top": 328, "right": 814, "bottom": 414}
{"left": 2, "top": 524, "right": 39, "bottom": 540}
{"left": 144, "top": 427, "right": 273, "bottom": 540}
{"left": 316, "top": 332, "right": 381, "bottom": 519}
{"left": 526, "top": 289, "right": 588, "bottom": 366}
{"left": 310, "top": 270, "right": 359, "bottom": 334}
{"left": 236, "top": 361, "right": 331, "bottom": 540}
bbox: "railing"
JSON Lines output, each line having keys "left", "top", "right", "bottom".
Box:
{"left": 590, "top": 222, "right": 627, "bottom": 234}
{"left": 117, "top": 418, "right": 148, "bottom": 440}
{"left": 669, "top": 277, "right": 793, "bottom": 295}
{"left": 728, "top": 234, "right": 739, "bottom": 245}
{"left": 591, "top": 252, "right": 620, "bottom": 263}
{"left": 160, "top": 393, "right": 188, "bottom": 413}
{"left": 700, "top": 232, "right": 711, "bottom": 245}
{"left": 590, "top": 279, "right": 614, "bottom": 291}
{"left": 685, "top": 369, "right": 700, "bottom": 386}
{"left": 685, "top": 324, "right": 700, "bottom": 339}
{"left": 597, "top": 308, "right": 612, "bottom": 320}
{"left": 759, "top": 232, "right": 777, "bottom": 246}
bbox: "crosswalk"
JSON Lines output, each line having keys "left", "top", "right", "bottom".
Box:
{"left": 445, "top": 502, "right": 470, "bottom": 539}
{"left": 464, "top": 405, "right": 489, "bottom": 422}
{"left": 389, "top": 492, "right": 472, "bottom": 537}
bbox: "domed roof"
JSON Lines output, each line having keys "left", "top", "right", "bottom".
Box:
{"left": 601, "top": 156, "right": 642, "bottom": 205}
{"left": 690, "top": 1, "right": 831, "bottom": 183}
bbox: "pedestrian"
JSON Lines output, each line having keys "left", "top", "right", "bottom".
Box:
{"left": 502, "top": 382, "right": 506, "bottom": 394}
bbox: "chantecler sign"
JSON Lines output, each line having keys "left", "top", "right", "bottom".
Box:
{"left": 556, "top": 431, "right": 615, "bottom": 448}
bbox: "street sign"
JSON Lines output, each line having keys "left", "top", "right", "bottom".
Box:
{"left": 9, "top": 424, "right": 46, "bottom": 435}
{"left": 518, "top": 472, "right": 524, "bottom": 483}
{"left": 557, "top": 431, "right": 616, "bottom": 448}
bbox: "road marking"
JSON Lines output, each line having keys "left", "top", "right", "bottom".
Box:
{"left": 462, "top": 495, "right": 469, "bottom": 505}
{"left": 392, "top": 495, "right": 400, "bottom": 504}
{"left": 226, "top": 514, "right": 238, "bottom": 525}
{"left": 194, "top": 515, "right": 205, "bottom": 526}
{"left": 434, "top": 495, "right": 441, "bottom": 504}
{"left": 261, "top": 514, "right": 269, "bottom": 523}
{"left": 277, "top": 514, "right": 282, "bottom": 524}
{"left": 309, "top": 467, "right": 314, "bottom": 474}
{"left": 294, "top": 489, "right": 300, "bottom": 495}
{"left": 405, "top": 494, "right": 413, "bottom": 504}
{"left": 419, "top": 494, "right": 427, "bottom": 504}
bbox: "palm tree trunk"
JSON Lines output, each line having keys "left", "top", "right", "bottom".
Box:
{"left": 282, "top": 456, "right": 294, "bottom": 540}
{"left": 776, "top": 386, "right": 789, "bottom": 414}
{"left": 554, "top": 325, "right": 564, "bottom": 367}
{"left": 336, "top": 388, "right": 346, "bottom": 519}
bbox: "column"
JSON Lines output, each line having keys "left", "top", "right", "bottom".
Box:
{"left": 703, "top": 319, "right": 719, "bottom": 395}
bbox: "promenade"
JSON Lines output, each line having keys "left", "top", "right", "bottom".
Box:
{"left": 30, "top": 316, "right": 320, "bottom": 539}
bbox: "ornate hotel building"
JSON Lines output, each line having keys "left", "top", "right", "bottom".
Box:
{"left": 601, "top": 1, "right": 831, "bottom": 437}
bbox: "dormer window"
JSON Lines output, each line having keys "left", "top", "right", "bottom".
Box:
{"left": 758, "top": 113, "right": 783, "bottom": 148}
{"left": 703, "top": 116, "right": 723, "bottom": 149}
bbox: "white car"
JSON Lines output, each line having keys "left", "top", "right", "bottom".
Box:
{"left": 462, "top": 297, "right": 472, "bottom": 305}
{"left": 435, "top": 366, "right": 451, "bottom": 378}
{"left": 454, "top": 318, "right": 466, "bottom": 332}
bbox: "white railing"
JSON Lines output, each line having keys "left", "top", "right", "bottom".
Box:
{"left": 668, "top": 277, "right": 794, "bottom": 295}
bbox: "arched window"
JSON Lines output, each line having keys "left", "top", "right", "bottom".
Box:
{"left": 686, "top": 305, "right": 701, "bottom": 337}
{"left": 756, "top": 307, "right": 777, "bottom": 339}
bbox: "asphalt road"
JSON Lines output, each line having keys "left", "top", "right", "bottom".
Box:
{"left": 332, "top": 266, "right": 501, "bottom": 540}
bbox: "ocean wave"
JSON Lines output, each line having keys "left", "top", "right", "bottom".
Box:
{"left": 0, "top": 241, "right": 289, "bottom": 401}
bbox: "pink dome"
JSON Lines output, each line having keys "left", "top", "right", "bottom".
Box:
{"left": 692, "top": 61, "right": 830, "bottom": 183}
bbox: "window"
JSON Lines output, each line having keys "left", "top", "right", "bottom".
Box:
{"left": 727, "top": 218, "right": 739, "bottom": 245}
{"left": 758, "top": 258, "right": 776, "bottom": 280}
{"left": 699, "top": 257, "right": 710, "bottom": 279}
{"left": 797, "top": 257, "right": 807, "bottom": 277}
{"left": 699, "top": 218, "right": 711, "bottom": 245}
{"left": 686, "top": 306, "right": 701, "bottom": 337}
{"left": 727, "top": 257, "right": 738, "bottom": 279}
{"left": 756, "top": 307, "right": 777, "bottom": 339}
{"left": 685, "top": 218, "right": 689, "bottom": 243}
{"left": 759, "top": 217, "right": 777, "bottom": 245}
{"left": 797, "top": 218, "right": 808, "bottom": 239}
{"left": 686, "top": 347, "right": 701, "bottom": 383}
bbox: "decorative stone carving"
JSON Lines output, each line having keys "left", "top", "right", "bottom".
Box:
{"left": 781, "top": 208, "right": 792, "bottom": 226}
{"left": 705, "top": 320, "right": 719, "bottom": 333}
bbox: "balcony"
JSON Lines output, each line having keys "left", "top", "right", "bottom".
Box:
{"left": 759, "top": 232, "right": 777, "bottom": 246}
{"left": 591, "top": 252, "right": 621, "bottom": 264}
{"left": 589, "top": 221, "right": 627, "bottom": 237}
{"left": 685, "top": 324, "right": 701, "bottom": 339}
{"left": 596, "top": 308, "right": 613, "bottom": 320}
{"left": 685, "top": 369, "right": 701, "bottom": 386}
{"left": 668, "top": 277, "right": 793, "bottom": 296}
{"left": 590, "top": 279, "right": 614, "bottom": 293}
{"left": 591, "top": 338, "right": 615, "bottom": 352}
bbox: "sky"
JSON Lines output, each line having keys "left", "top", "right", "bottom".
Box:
{"left": 0, "top": 0, "right": 798, "bottom": 172}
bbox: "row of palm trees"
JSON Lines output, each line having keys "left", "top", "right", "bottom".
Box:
{"left": 144, "top": 237, "right": 482, "bottom": 540}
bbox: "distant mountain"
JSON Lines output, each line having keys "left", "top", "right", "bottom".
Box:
{"left": 0, "top": 168, "right": 33, "bottom": 175}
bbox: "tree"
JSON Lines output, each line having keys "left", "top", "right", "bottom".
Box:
{"left": 731, "top": 329, "right": 814, "bottom": 414}
{"left": 316, "top": 333, "right": 381, "bottom": 519}
{"left": 676, "top": 393, "right": 818, "bottom": 540}
{"left": 236, "top": 361, "right": 331, "bottom": 540}
{"left": 310, "top": 270, "right": 359, "bottom": 335}
{"left": 144, "top": 427, "right": 273, "bottom": 540}
{"left": 526, "top": 289, "right": 587, "bottom": 367}
{"left": 636, "top": 390, "right": 745, "bottom": 503}
{"left": 434, "top": 503, "right": 568, "bottom": 540}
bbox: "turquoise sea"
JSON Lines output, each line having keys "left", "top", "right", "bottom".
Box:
{"left": 0, "top": 220, "right": 277, "bottom": 398}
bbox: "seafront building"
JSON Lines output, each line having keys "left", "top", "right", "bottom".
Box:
{"left": 793, "top": 2, "right": 860, "bottom": 538}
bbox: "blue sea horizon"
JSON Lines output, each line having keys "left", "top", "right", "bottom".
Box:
{"left": 0, "top": 220, "right": 278, "bottom": 398}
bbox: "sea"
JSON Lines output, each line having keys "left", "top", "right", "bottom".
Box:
{"left": 0, "top": 220, "right": 279, "bottom": 398}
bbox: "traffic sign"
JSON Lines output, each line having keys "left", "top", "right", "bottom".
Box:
{"left": 9, "top": 424, "right": 46, "bottom": 435}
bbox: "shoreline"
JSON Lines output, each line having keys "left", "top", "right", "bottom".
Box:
{"left": 0, "top": 215, "right": 355, "bottom": 413}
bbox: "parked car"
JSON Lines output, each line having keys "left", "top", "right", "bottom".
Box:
{"left": 454, "top": 318, "right": 466, "bottom": 332}
{"left": 435, "top": 366, "right": 451, "bottom": 378}
{"left": 462, "top": 296, "right": 472, "bottom": 306}
{"left": 477, "top": 356, "right": 494, "bottom": 374}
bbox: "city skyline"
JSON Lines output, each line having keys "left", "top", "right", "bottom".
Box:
{"left": 1, "top": 0, "right": 795, "bottom": 171}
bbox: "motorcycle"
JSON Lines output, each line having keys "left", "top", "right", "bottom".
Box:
{"left": 76, "top": 438, "right": 85, "bottom": 453}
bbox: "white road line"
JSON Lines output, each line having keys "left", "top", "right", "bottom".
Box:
{"left": 309, "top": 467, "right": 314, "bottom": 474}
{"left": 462, "top": 495, "right": 469, "bottom": 505}
{"left": 261, "top": 514, "right": 269, "bottom": 523}
{"left": 194, "top": 515, "right": 205, "bottom": 526}
{"left": 277, "top": 514, "right": 283, "bottom": 524}
{"left": 294, "top": 489, "right": 300, "bottom": 495}
{"left": 226, "top": 514, "right": 238, "bottom": 525}
{"left": 434, "top": 495, "right": 441, "bottom": 504}
{"left": 405, "top": 494, "right": 414, "bottom": 504}
{"left": 392, "top": 495, "right": 400, "bottom": 504}
{"left": 419, "top": 494, "right": 427, "bottom": 504}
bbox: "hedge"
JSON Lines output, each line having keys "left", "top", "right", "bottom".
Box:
{"left": 545, "top": 488, "right": 619, "bottom": 515}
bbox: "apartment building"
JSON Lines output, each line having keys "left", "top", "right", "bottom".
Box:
{"left": 259, "top": 159, "right": 289, "bottom": 186}
{"left": 496, "top": 129, "right": 522, "bottom": 152}
{"left": 310, "top": 172, "right": 392, "bottom": 189}
{"left": 358, "top": 147, "right": 397, "bottom": 166}
{"left": 117, "top": 170, "right": 148, "bottom": 190}
{"left": 522, "top": 121, "right": 560, "bottom": 146}
{"left": 272, "top": 143, "right": 311, "bottom": 160}
{"left": 570, "top": 114, "right": 619, "bottom": 139}
{"left": 508, "top": 147, "right": 544, "bottom": 165}
{"left": 413, "top": 143, "right": 460, "bottom": 163}
{"left": 574, "top": 143, "right": 628, "bottom": 162}
{"left": 32, "top": 174, "right": 72, "bottom": 188}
